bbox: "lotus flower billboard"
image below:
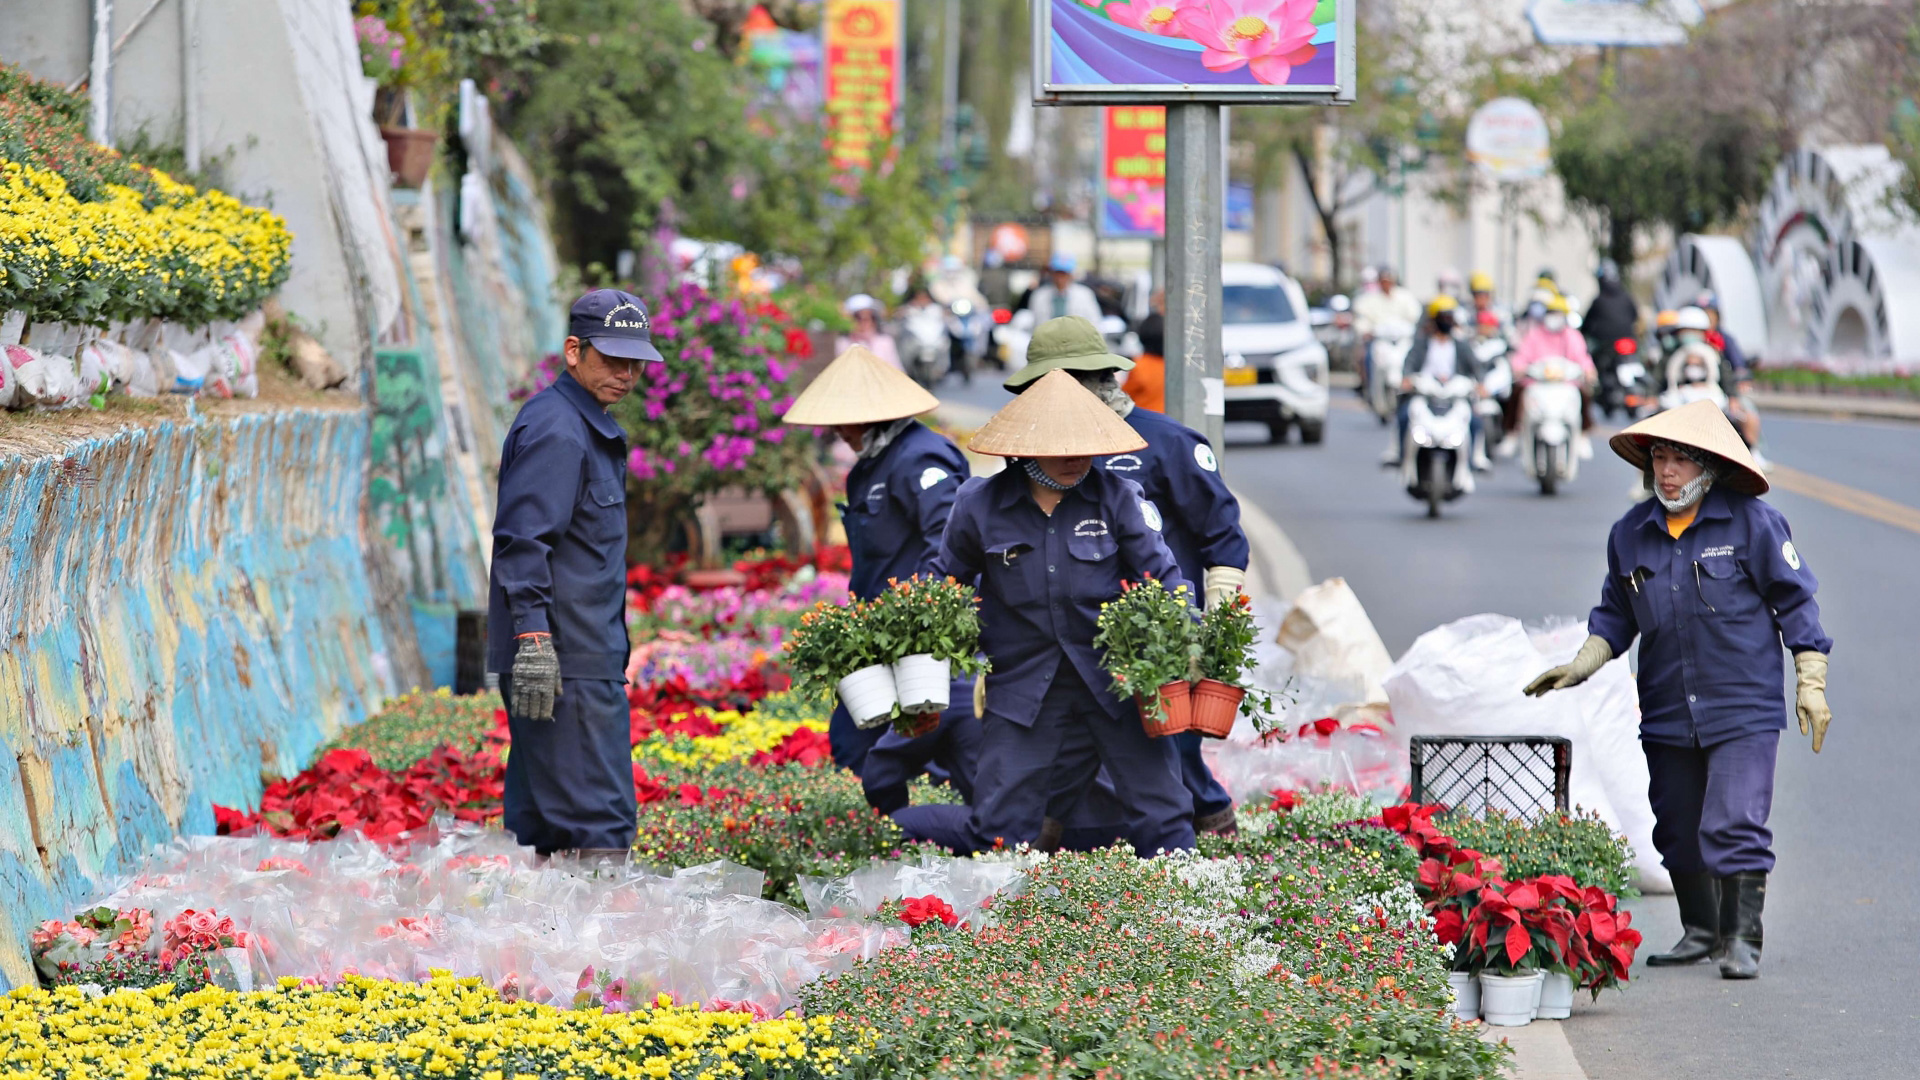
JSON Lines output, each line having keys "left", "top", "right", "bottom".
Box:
{"left": 1036, "top": 0, "right": 1353, "bottom": 104}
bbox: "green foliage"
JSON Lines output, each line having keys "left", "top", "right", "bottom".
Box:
{"left": 1754, "top": 365, "right": 1920, "bottom": 399}
{"left": 864, "top": 575, "right": 988, "bottom": 675}
{"left": 321, "top": 689, "right": 503, "bottom": 772}
{"left": 0, "top": 63, "right": 162, "bottom": 204}
{"left": 784, "top": 601, "right": 879, "bottom": 698}
{"left": 1093, "top": 577, "right": 1201, "bottom": 718}
{"left": 1441, "top": 809, "right": 1639, "bottom": 899}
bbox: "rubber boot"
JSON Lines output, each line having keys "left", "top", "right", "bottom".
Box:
{"left": 1718, "top": 872, "right": 1765, "bottom": 980}
{"left": 1646, "top": 872, "right": 1721, "bottom": 966}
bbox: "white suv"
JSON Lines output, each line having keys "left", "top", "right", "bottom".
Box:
{"left": 1221, "top": 262, "right": 1330, "bottom": 444}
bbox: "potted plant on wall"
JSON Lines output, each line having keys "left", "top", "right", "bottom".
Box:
{"left": 357, "top": 13, "right": 439, "bottom": 187}
{"left": 785, "top": 600, "right": 895, "bottom": 727}
{"left": 1191, "top": 593, "right": 1271, "bottom": 738}
{"left": 1094, "top": 577, "right": 1200, "bottom": 737}
{"left": 865, "top": 575, "right": 989, "bottom": 737}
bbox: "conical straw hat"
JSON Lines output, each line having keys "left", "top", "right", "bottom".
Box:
{"left": 1610, "top": 399, "right": 1768, "bottom": 495}
{"left": 967, "top": 368, "right": 1148, "bottom": 457}
{"left": 781, "top": 344, "right": 940, "bottom": 426}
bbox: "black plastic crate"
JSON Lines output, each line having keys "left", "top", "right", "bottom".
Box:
{"left": 1407, "top": 736, "right": 1571, "bottom": 821}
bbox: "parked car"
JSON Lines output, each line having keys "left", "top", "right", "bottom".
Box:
{"left": 1222, "top": 262, "right": 1330, "bottom": 444}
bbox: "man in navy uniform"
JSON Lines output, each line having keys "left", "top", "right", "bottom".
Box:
{"left": 1005, "top": 316, "right": 1249, "bottom": 835}
{"left": 488, "top": 289, "right": 661, "bottom": 862}
{"left": 1527, "top": 400, "right": 1833, "bottom": 980}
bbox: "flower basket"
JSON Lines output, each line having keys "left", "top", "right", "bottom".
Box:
{"left": 892, "top": 709, "right": 941, "bottom": 739}
{"left": 837, "top": 664, "right": 898, "bottom": 728}
{"left": 1136, "top": 681, "right": 1191, "bottom": 738}
{"left": 1477, "top": 969, "right": 1541, "bottom": 1026}
{"left": 380, "top": 127, "right": 439, "bottom": 188}
{"left": 1189, "top": 678, "right": 1244, "bottom": 738}
{"left": 892, "top": 654, "right": 951, "bottom": 712}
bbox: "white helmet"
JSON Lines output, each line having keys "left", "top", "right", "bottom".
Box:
{"left": 1674, "top": 306, "right": 1712, "bottom": 332}
{"left": 845, "top": 293, "right": 883, "bottom": 316}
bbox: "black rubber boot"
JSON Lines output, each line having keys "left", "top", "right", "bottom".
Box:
{"left": 1646, "top": 871, "right": 1721, "bottom": 966}
{"left": 1719, "top": 872, "right": 1765, "bottom": 979}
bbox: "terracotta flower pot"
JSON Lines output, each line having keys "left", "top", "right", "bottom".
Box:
{"left": 1135, "top": 680, "right": 1191, "bottom": 738}
{"left": 680, "top": 566, "right": 748, "bottom": 590}
{"left": 1189, "top": 678, "right": 1245, "bottom": 739}
{"left": 892, "top": 709, "right": 941, "bottom": 739}
{"left": 380, "top": 127, "right": 440, "bottom": 189}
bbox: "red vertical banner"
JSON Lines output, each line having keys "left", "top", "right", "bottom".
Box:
{"left": 823, "top": 0, "right": 901, "bottom": 173}
{"left": 1101, "top": 106, "right": 1167, "bottom": 239}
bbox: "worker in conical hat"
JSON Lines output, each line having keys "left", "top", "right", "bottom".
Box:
{"left": 783, "top": 344, "right": 974, "bottom": 783}
{"left": 892, "top": 369, "right": 1197, "bottom": 856}
{"left": 1526, "top": 399, "right": 1832, "bottom": 981}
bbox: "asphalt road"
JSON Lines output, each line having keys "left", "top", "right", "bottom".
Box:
{"left": 1212, "top": 394, "right": 1920, "bottom": 1080}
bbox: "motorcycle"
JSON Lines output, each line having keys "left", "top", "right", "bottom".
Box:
{"left": 898, "top": 303, "right": 951, "bottom": 388}
{"left": 1472, "top": 335, "right": 1513, "bottom": 451}
{"left": 945, "top": 298, "right": 990, "bottom": 385}
{"left": 1520, "top": 356, "right": 1584, "bottom": 496}
{"left": 1367, "top": 320, "right": 1416, "bottom": 426}
{"left": 1597, "top": 337, "right": 1654, "bottom": 419}
{"left": 1658, "top": 344, "right": 1729, "bottom": 413}
{"left": 1401, "top": 372, "right": 1478, "bottom": 518}
{"left": 994, "top": 308, "right": 1036, "bottom": 372}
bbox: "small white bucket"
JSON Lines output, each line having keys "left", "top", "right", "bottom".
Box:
{"left": 838, "top": 664, "right": 899, "bottom": 728}
{"left": 892, "top": 654, "right": 952, "bottom": 713}
{"left": 1536, "top": 970, "right": 1574, "bottom": 1020}
{"left": 1448, "top": 971, "right": 1481, "bottom": 1022}
{"left": 1478, "top": 970, "right": 1543, "bottom": 1026}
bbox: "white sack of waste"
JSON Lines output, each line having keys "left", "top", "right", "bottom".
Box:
{"left": 1274, "top": 578, "right": 1395, "bottom": 705}
{"left": 3, "top": 344, "right": 83, "bottom": 409}
{"left": 1383, "top": 613, "right": 1667, "bottom": 893}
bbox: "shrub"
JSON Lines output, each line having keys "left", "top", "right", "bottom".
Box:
{"left": 320, "top": 688, "right": 504, "bottom": 771}
{"left": 1441, "top": 809, "right": 1638, "bottom": 898}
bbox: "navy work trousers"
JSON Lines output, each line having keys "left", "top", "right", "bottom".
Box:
{"left": 1643, "top": 730, "right": 1778, "bottom": 876}
{"left": 1174, "top": 729, "right": 1234, "bottom": 819}
{"left": 862, "top": 692, "right": 983, "bottom": 814}
{"left": 967, "top": 666, "right": 1193, "bottom": 855}
{"left": 829, "top": 701, "right": 887, "bottom": 776}
{"left": 500, "top": 675, "right": 637, "bottom": 854}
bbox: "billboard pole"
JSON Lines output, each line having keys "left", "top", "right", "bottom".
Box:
{"left": 1164, "top": 104, "right": 1225, "bottom": 455}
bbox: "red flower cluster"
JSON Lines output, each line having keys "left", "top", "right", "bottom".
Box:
{"left": 214, "top": 746, "right": 504, "bottom": 843}
{"left": 896, "top": 895, "right": 959, "bottom": 928}
{"left": 1381, "top": 802, "right": 1643, "bottom": 995}
{"left": 751, "top": 726, "right": 832, "bottom": 769}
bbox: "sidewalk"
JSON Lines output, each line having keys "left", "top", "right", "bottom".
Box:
{"left": 1751, "top": 389, "right": 1920, "bottom": 423}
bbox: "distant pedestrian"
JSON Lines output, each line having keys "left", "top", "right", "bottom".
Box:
{"left": 1025, "top": 254, "right": 1104, "bottom": 325}
{"left": 488, "top": 289, "right": 661, "bottom": 863}
{"left": 837, "top": 294, "right": 901, "bottom": 372}
{"left": 1526, "top": 401, "right": 1833, "bottom": 980}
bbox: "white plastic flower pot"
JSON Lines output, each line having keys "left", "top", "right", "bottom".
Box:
{"left": 1448, "top": 971, "right": 1481, "bottom": 1022}
{"left": 1478, "top": 970, "right": 1543, "bottom": 1026}
{"left": 838, "top": 664, "right": 899, "bottom": 728}
{"left": 892, "top": 654, "right": 952, "bottom": 713}
{"left": 1536, "top": 970, "right": 1574, "bottom": 1020}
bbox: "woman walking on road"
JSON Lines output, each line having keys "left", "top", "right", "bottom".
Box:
{"left": 1526, "top": 400, "right": 1833, "bottom": 980}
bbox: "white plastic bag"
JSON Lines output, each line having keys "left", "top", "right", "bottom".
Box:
{"left": 168, "top": 347, "right": 211, "bottom": 394}
{"left": 0, "top": 347, "right": 16, "bottom": 409}
{"left": 219, "top": 330, "right": 259, "bottom": 398}
{"left": 4, "top": 344, "right": 83, "bottom": 409}
{"left": 1383, "top": 614, "right": 1666, "bottom": 890}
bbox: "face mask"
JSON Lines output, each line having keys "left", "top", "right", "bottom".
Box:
{"left": 1679, "top": 330, "right": 1706, "bottom": 346}
{"left": 1021, "top": 456, "right": 1083, "bottom": 491}
{"left": 1433, "top": 314, "right": 1455, "bottom": 334}
{"left": 1655, "top": 469, "right": 1713, "bottom": 513}
{"left": 1544, "top": 314, "right": 1567, "bottom": 333}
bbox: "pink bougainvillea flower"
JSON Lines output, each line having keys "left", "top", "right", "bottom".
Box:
{"left": 1107, "top": 0, "right": 1193, "bottom": 36}
{"left": 1175, "top": 0, "right": 1319, "bottom": 85}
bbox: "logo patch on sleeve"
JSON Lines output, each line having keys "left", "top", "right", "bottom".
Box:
{"left": 1140, "top": 500, "right": 1163, "bottom": 532}
{"left": 1782, "top": 540, "right": 1801, "bottom": 570}
{"left": 1194, "top": 444, "right": 1218, "bottom": 472}
{"left": 919, "top": 467, "right": 950, "bottom": 490}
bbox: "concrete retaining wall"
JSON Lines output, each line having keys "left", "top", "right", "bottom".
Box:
{"left": 0, "top": 405, "right": 397, "bottom": 988}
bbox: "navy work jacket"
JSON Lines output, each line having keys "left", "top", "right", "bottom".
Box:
{"left": 934, "top": 465, "right": 1186, "bottom": 727}
{"left": 842, "top": 422, "right": 970, "bottom": 601}
{"left": 487, "top": 374, "right": 631, "bottom": 680}
{"left": 1588, "top": 487, "right": 1832, "bottom": 747}
{"left": 1097, "top": 407, "right": 1249, "bottom": 583}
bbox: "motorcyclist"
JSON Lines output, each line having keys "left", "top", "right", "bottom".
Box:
{"left": 837, "top": 294, "right": 901, "bottom": 372}
{"left": 1352, "top": 264, "right": 1422, "bottom": 400}
{"left": 1469, "top": 271, "right": 1513, "bottom": 339}
{"left": 1696, "top": 293, "right": 1763, "bottom": 452}
{"left": 1505, "top": 295, "right": 1597, "bottom": 458}
{"left": 1653, "top": 309, "right": 1681, "bottom": 358}
{"left": 1388, "top": 296, "right": 1486, "bottom": 468}
{"left": 1436, "top": 267, "right": 1467, "bottom": 306}
{"left": 1584, "top": 261, "right": 1640, "bottom": 416}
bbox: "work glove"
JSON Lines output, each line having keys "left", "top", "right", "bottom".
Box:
{"left": 1794, "top": 651, "right": 1831, "bottom": 753}
{"left": 1523, "top": 634, "right": 1613, "bottom": 697}
{"left": 1203, "top": 566, "right": 1247, "bottom": 612}
{"left": 511, "top": 632, "right": 562, "bottom": 721}
{"left": 973, "top": 674, "right": 987, "bottom": 720}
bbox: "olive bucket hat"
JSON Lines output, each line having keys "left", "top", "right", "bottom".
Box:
{"left": 1003, "top": 316, "right": 1133, "bottom": 391}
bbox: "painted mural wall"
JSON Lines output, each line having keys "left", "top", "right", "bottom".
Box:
{"left": 0, "top": 405, "right": 398, "bottom": 988}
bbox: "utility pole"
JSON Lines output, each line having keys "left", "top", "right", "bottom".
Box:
{"left": 1163, "top": 104, "right": 1225, "bottom": 455}
{"left": 89, "top": 0, "right": 114, "bottom": 145}
{"left": 940, "top": 0, "right": 961, "bottom": 160}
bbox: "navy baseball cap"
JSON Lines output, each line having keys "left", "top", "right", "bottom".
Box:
{"left": 569, "top": 289, "right": 664, "bottom": 363}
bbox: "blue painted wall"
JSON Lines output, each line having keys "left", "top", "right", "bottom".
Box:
{"left": 0, "top": 406, "right": 397, "bottom": 988}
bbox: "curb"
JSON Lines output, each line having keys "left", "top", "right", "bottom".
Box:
{"left": 1233, "top": 492, "right": 1313, "bottom": 602}
{"left": 1482, "top": 1022, "right": 1591, "bottom": 1080}
{"left": 1751, "top": 390, "right": 1920, "bottom": 424}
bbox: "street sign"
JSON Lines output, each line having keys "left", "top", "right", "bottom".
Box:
{"left": 1466, "top": 98, "right": 1551, "bottom": 182}
{"left": 1100, "top": 106, "right": 1168, "bottom": 239}
{"left": 1034, "top": 0, "right": 1354, "bottom": 105}
{"left": 822, "top": 0, "right": 903, "bottom": 171}
{"left": 1526, "top": 0, "right": 1703, "bottom": 48}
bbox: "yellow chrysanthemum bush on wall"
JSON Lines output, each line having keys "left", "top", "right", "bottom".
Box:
{"left": 0, "top": 974, "right": 873, "bottom": 1080}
